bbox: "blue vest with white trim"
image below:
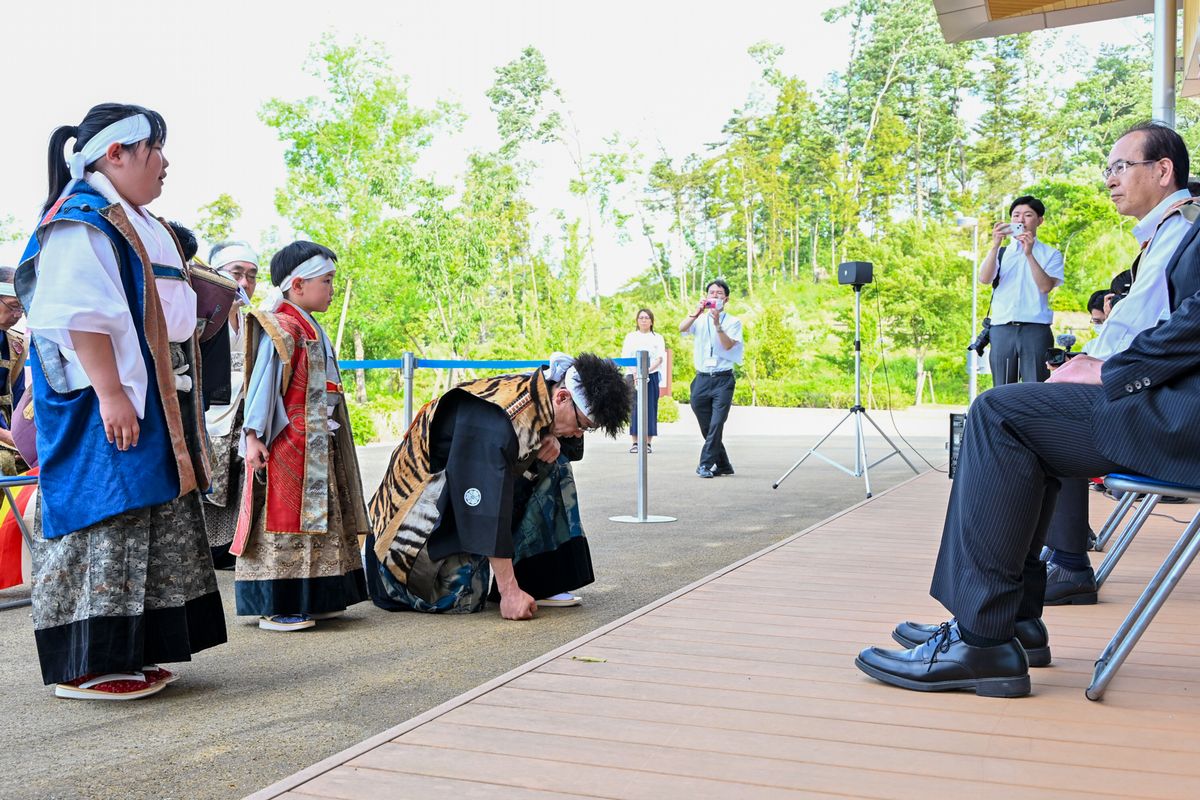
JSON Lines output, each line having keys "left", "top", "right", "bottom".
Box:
{"left": 16, "top": 183, "right": 180, "bottom": 538}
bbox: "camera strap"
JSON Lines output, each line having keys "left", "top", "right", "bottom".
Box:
{"left": 984, "top": 245, "right": 1006, "bottom": 318}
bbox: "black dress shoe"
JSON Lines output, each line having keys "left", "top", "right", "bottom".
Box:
{"left": 1044, "top": 562, "right": 1098, "bottom": 605}
{"left": 857, "top": 622, "right": 1030, "bottom": 697}
{"left": 696, "top": 466, "right": 714, "bottom": 478}
{"left": 712, "top": 465, "right": 735, "bottom": 476}
{"left": 892, "top": 618, "right": 1050, "bottom": 667}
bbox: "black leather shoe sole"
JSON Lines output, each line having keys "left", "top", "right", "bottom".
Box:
{"left": 1044, "top": 591, "right": 1098, "bottom": 606}
{"left": 889, "top": 630, "right": 1051, "bottom": 668}
{"left": 855, "top": 656, "right": 1031, "bottom": 697}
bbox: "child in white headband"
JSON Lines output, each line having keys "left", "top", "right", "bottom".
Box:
{"left": 20, "top": 103, "right": 225, "bottom": 702}
{"left": 235, "top": 240, "right": 370, "bottom": 633}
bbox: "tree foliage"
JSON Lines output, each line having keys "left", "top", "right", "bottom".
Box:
{"left": 259, "top": 10, "right": 1189, "bottom": 415}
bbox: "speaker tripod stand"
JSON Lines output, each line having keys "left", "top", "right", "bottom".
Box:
{"left": 772, "top": 282, "right": 917, "bottom": 498}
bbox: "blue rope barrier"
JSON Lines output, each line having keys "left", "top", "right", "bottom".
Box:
{"left": 339, "top": 357, "right": 638, "bottom": 370}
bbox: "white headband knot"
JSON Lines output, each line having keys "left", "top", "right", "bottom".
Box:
{"left": 67, "top": 114, "right": 153, "bottom": 181}
{"left": 263, "top": 254, "right": 335, "bottom": 312}
{"left": 543, "top": 352, "right": 593, "bottom": 420}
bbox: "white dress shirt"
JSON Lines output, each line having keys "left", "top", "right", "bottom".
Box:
{"left": 1087, "top": 188, "right": 1192, "bottom": 361}
{"left": 988, "top": 237, "right": 1065, "bottom": 325}
{"left": 685, "top": 312, "right": 744, "bottom": 373}
{"left": 621, "top": 330, "right": 666, "bottom": 377}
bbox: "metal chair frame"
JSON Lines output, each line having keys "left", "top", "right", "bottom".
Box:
{"left": 1087, "top": 474, "right": 1200, "bottom": 701}
{"left": 0, "top": 474, "right": 38, "bottom": 611}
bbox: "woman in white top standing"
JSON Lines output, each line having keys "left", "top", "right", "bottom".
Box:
{"left": 621, "top": 308, "right": 666, "bottom": 453}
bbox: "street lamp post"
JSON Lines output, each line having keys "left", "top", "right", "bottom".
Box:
{"left": 956, "top": 215, "right": 981, "bottom": 404}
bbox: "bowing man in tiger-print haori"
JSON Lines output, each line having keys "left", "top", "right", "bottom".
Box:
{"left": 365, "top": 353, "right": 631, "bottom": 620}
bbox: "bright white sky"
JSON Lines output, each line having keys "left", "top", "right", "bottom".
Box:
{"left": 0, "top": 1, "right": 1150, "bottom": 293}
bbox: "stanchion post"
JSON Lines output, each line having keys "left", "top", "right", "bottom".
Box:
{"left": 611, "top": 350, "right": 676, "bottom": 525}
{"left": 636, "top": 349, "right": 648, "bottom": 521}
{"left": 403, "top": 351, "right": 415, "bottom": 430}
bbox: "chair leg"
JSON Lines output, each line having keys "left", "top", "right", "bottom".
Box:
{"left": 1088, "top": 515, "right": 1200, "bottom": 701}
{"left": 1, "top": 486, "right": 34, "bottom": 550}
{"left": 1095, "top": 494, "right": 1161, "bottom": 589}
{"left": 1095, "top": 490, "right": 1138, "bottom": 551}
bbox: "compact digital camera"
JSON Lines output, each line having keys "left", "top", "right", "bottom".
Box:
{"left": 703, "top": 298, "right": 724, "bottom": 310}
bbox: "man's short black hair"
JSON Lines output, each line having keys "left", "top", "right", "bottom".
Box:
{"left": 1009, "top": 195, "right": 1045, "bottom": 217}
{"left": 705, "top": 278, "right": 731, "bottom": 297}
{"left": 1110, "top": 269, "right": 1133, "bottom": 297}
{"left": 572, "top": 352, "right": 631, "bottom": 438}
{"left": 1087, "top": 289, "right": 1109, "bottom": 313}
{"left": 269, "top": 240, "right": 338, "bottom": 288}
{"left": 1121, "top": 121, "right": 1189, "bottom": 191}
{"left": 167, "top": 221, "right": 199, "bottom": 262}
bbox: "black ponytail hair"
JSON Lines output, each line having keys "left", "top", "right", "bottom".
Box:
{"left": 269, "top": 240, "right": 338, "bottom": 289}
{"left": 43, "top": 103, "right": 167, "bottom": 214}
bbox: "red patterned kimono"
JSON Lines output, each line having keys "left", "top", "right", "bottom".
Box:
{"left": 231, "top": 301, "right": 370, "bottom": 617}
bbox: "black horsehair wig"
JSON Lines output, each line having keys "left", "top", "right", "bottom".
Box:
{"left": 571, "top": 352, "right": 632, "bottom": 437}
{"left": 269, "top": 240, "right": 338, "bottom": 290}
{"left": 43, "top": 103, "right": 168, "bottom": 214}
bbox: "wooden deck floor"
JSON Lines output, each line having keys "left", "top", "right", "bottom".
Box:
{"left": 247, "top": 472, "right": 1200, "bottom": 800}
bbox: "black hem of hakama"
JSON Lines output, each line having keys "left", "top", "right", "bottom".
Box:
{"left": 489, "top": 537, "right": 595, "bottom": 602}
{"left": 234, "top": 568, "right": 369, "bottom": 617}
{"left": 34, "top": 590, "right": 228, "bottom": 685}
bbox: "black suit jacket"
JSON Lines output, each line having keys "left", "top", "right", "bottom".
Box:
{"left": 1096, "top": 217, "right": 1200, "bottom": 485}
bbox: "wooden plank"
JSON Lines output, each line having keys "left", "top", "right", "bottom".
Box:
{"left": 421, "top": 703, "right": 1197, "bottom": 799}
{"left": 387, "top": 727, "right": 1099, "bottom": 800}
{"left": 284, "top": 769, "right": 597, "bottom": 799}
{"left": 471, "top": 686, "right": 1200, "bottom": 772}
{"left": 248, "top": 473, "right": 1200, "bottom": 800}
{"left": 349, "top": 742, "right": 826, "bottom": 800}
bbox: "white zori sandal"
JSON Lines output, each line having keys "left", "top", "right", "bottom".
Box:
{"left": 55, "top": 671, "right": 168, "bottom": 701}
{"left": 538, "top": 593, "right": 582, "bottom": 608}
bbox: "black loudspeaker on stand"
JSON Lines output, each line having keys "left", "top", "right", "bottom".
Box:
{"left": 772, "top": 261, "right": 917, "bottom": 498}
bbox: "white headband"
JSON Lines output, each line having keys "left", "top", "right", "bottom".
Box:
{"left": 263, "top": 254, "right": 335, "bottom": 312}
{"left": 211, "top": 244, "right": 260, "bottom": 270}
{"left": 543, "top": 352, "right": 593, "bottom": 420}
{"left": 68, "top": 114, "right": 152, "bottom": 181}
{"left": 0, "top": 284, "right": 15, "bottom": 298}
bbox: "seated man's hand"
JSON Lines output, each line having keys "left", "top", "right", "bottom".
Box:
{"left": 1046, "top": 354, "right": 1103, "bottom": 386}
{"left": 536, "top": 433, "right": 561, "bottom": 463}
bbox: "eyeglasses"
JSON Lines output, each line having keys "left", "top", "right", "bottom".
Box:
{"left": 0, "top": 298, "right": 22, "bottom": 314}
{"left": 1102, "top": 159, "right": 1156, "bottom": 181}
{"left": 574, "top": 404, "right": 598, "bottom": 434}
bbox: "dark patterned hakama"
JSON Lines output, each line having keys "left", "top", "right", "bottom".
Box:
{"left": 234, "top": 439, "right": 368, "bottom": 616}
{"left": 30, "top": 492, "right": 227, "bottom": 685}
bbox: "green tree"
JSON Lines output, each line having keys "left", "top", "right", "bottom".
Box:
{"left": 194, "top": 193, "right": 243, "bottom": 249}
{"left": 260, "top": 35, "right": 450, "bottom": 361}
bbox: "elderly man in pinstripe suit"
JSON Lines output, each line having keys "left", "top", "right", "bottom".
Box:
{"left": 857, "top": 121, "right": 1200, "bottom": 698}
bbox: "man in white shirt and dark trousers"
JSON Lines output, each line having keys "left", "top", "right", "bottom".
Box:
{"left": 978, "top": 196, "right": 1065, "bottom": 385}
{"left": 680, "top": 279, "right": 744, "bottom": 479}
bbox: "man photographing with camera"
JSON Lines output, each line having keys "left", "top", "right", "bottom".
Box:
{"left": 680, "top": 279, "right": 744, "bottom": 479}
{"left": 976, "top": 195, "right": 1065, "bottom": 385}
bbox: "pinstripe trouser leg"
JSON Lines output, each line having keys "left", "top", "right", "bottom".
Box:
{"left": 929, "top": 382, "right": 1123, "bottom": 640}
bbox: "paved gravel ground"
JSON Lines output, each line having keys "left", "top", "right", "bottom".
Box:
{"left": 0, "top": 408, "right": 949, "bottom": 800}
